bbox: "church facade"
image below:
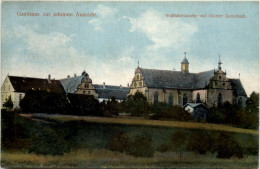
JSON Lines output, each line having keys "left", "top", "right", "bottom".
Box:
{"left": 129, "top": 55, "right": 247, "bottom": 107}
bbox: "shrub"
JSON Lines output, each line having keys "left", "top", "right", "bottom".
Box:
{"left": 105, "top": 96, "right": 120, "bottom": 116}
{"left": 126, "top": 132, "right": 155, "bottom": 157}
{"left": 165, "top": 106, "right": 193, "bottom": 121}
{"left": 187, "top": 131, "right": 210, "bottom": 155}
{"left": 124, "top": 92, "right": 150, "bottom": 117}
{"left": 157, "top": 144, "right": 171, "bottom": 153}
{"left": 29, "top": 127, "right": 70, "bottom": 155}
{"left": 3, "top": 95, "right": 13, "bottom": 109}
{"left": 170, "top": 131, "right": 188, "bottom": 157}
{"left": 216, "top": 132, "right": 243, "bottom": 159}
{"left": 108, "top": 132, "right": 130, "bottom": 153}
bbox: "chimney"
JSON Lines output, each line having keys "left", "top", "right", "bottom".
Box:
{"left": 103, "top": 82, "right": 105, "bottom": 89}
{"left": 67, "top": 75, "right": 70, "bottom": 78}
{"left": 74, "top": 73, "right": 77, "bottom": 77}
{"left": 127, "top": 83, "right": 129, "bottom": 87}
{"left": 120, "top": 84, "right": 122, "bottom": 89}
{"left": 48, "top": 74, "right": 51, "bottom": 83}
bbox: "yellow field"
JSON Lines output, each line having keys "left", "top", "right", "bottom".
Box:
{"left": 2, "top": 149, "right": 258, "bottom": 168}
{"left": 31, "top": 114, "right": 259, "bottom": 135}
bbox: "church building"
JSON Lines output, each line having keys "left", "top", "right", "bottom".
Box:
{"left": 129, "top": 54, "right": 247, "bottom": 107}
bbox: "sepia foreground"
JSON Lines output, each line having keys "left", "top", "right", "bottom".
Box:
{"left": 2, "top": 149, "right": 258, "bottom": 169}
{"left": 2, "top": 113, "right": 258, "bottom": 169}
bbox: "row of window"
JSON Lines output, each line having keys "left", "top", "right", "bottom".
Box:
{"left": 83, "top": 91, "right": 91, "bottom": 94}
{"left": 153, "top": 93, "right": 191, "bottom": 106}
{"left": 214, "top": 82, "right": 226, "bottom": 86}
{"left": 152, "top": 92, "right": 242, "bottom": 107}
{"left": 84, "top": 84, "right": 90, "bottom": 88}
{"left": 134, "top": 81, "right": 142, "bottom": 88}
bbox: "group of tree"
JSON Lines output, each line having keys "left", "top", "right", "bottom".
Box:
{"left": 107, "top": 130, "right": 245, "bottom": 159}
{"left": 3, "top": 90, "right": 259, "bottom": 129}
{"left": 18, "top": 90, "right": 101, "bottom": 116}
{"left": 107, "top": 132, "right": 155, "bottom": 157}
{"left": 157, "top": 130, "right": 244, "bottom": 159}
{"left": 29, "top": 127, "right": 71, "bottom": 155}
{"left": 207, "top": 92, "right": 259, "bottom": 129}
{"left": 121, "top": 92, "right": 193, "bottom": 121}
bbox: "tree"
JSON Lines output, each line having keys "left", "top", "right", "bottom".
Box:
{"left": 246, "top": 92, "right": 259, "bottom": 114}
{"left": 3, "top": 95, "right": 13, "bottom": 109}
{"left": 187, "top": 131, "right": 210, "bottom": 156}
{"left": 106, "top": 96, "right": 120, "bottom": 116}
{"left": 215, "top": 132, "right": 243, "bottom": 159}
{"left": 125, "top": 92, "right": 149, "bottom": 117}
{"left": 166, "top": 106, "right": 193, "bottom": 121}
{"left": 157, "top": 144, "right": 170, "bottom": 153}
{"left": 208, "top": 132, "right": 219, "bottom": 156}
{"left": 126, "top": 132, "right": 155, "bottom": 157}
{"left": 245, "top": 92, "right": 259, "bottom": 129}
{"left": 29, "top": 127, "right": 70, "bottom": 156}
{"left": 108, "top": 132, "right": 130, "bottom": 153}
{"left": 170, "top": 131, "right": 187, "bottom": 157}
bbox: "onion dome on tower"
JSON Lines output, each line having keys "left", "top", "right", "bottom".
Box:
{"left": 181, "top": 52, "right": 189, "bottom": 73}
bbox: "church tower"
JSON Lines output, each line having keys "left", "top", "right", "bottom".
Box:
{"left": 208, "top": 55, "right": 233, "bottom": 107}
{"left": 181, "top": 52, "right": 189, "bottom": 73}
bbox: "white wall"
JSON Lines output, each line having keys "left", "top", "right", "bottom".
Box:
{"left": 1, "top": 76, "right": 25, "bottom": 108}
{"left": 184, "top": 105, "right": 194, "bottom": 114}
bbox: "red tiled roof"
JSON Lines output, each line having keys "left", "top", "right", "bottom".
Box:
{"left": 8, "top": 76, "right": 65, "bottom": 93}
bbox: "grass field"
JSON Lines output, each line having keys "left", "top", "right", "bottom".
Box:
{"left": 2, "top": 114, "right": 257, "bottom": 168}
{"left": 2, "top": 149, "right": 258, "bottom": 168}
{"left": 30, "top": 113, "right": 258, "bottom": 135}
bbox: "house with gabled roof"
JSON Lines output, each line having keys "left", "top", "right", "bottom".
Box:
{"left": 60, "top": 71, "right": 129, "bottom": 103}
{"left": 1, "top": 75, "right": 65, "bottom": 108}
{"left": 184, "top": 103, "right": 210, "bottom": 120}
{"left": 129, "top": 54, "right": 247, "bottom": 107}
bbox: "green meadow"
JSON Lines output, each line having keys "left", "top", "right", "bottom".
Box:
{"left": 1, "top": 113, "right": 259, "bottom": 168}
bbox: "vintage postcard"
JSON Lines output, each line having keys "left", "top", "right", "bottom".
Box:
{"left": 1, "top": 1, "right": 259, "bottom": 168}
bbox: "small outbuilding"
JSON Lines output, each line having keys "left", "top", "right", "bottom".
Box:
{"left": 183, "top": 103, "right": 210, "bottom": 120}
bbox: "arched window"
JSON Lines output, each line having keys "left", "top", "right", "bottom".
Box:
{"left": 168, "top": 93, "right": 173, "bottom": 105}
{"left": 219, "top": 76, "right": 221, "bottom": 79}
{"left": 196, "top": 93, "right": 201, "bottom": 103}
{"left": 139, "top": 82, "right": 142, "bottom": 87}
{"left": 238, "top": 97, "right": 243, "bottom": 107}
{"left": 218, "top": 93, "right": 223, "bottom": 107}
{"left": 183, "top": 94, "right": 187, "bottom": 106}
{"left": 154, "top": 92, "right": 159, "bottom": 104}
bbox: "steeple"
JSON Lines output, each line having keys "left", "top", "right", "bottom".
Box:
{"left": 181, "top": 52, "right": 189, "bottom": 73}
{"left": 218, "top": 55, "right": 223, "bottom": 70}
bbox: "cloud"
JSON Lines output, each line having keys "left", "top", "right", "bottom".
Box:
{"left": 13, "top": 25, "right": 86, "bottom": 63}
{"left": 1, "top": 25, "right": 96, "bottom": 82}
{"left": 89, "top": 5, "right": 118, "bottom": 32}
{"left": 90, "top": 47, "right": 136, "bottom": 86}
{"left": 95, "top": 5, "right": 117, "bottom": 18}
{"left": 2, "top": 24, "right": 135, "bottom": 87}
{"left": 127, "top": 10, "right": 198, "bottom": 50}
{"left": 89, "top": 19, "right": 103, "bottom": 32}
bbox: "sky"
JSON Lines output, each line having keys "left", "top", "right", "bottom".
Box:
{"left": 1, "top": 2, "right": 259, "bottom": 96}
